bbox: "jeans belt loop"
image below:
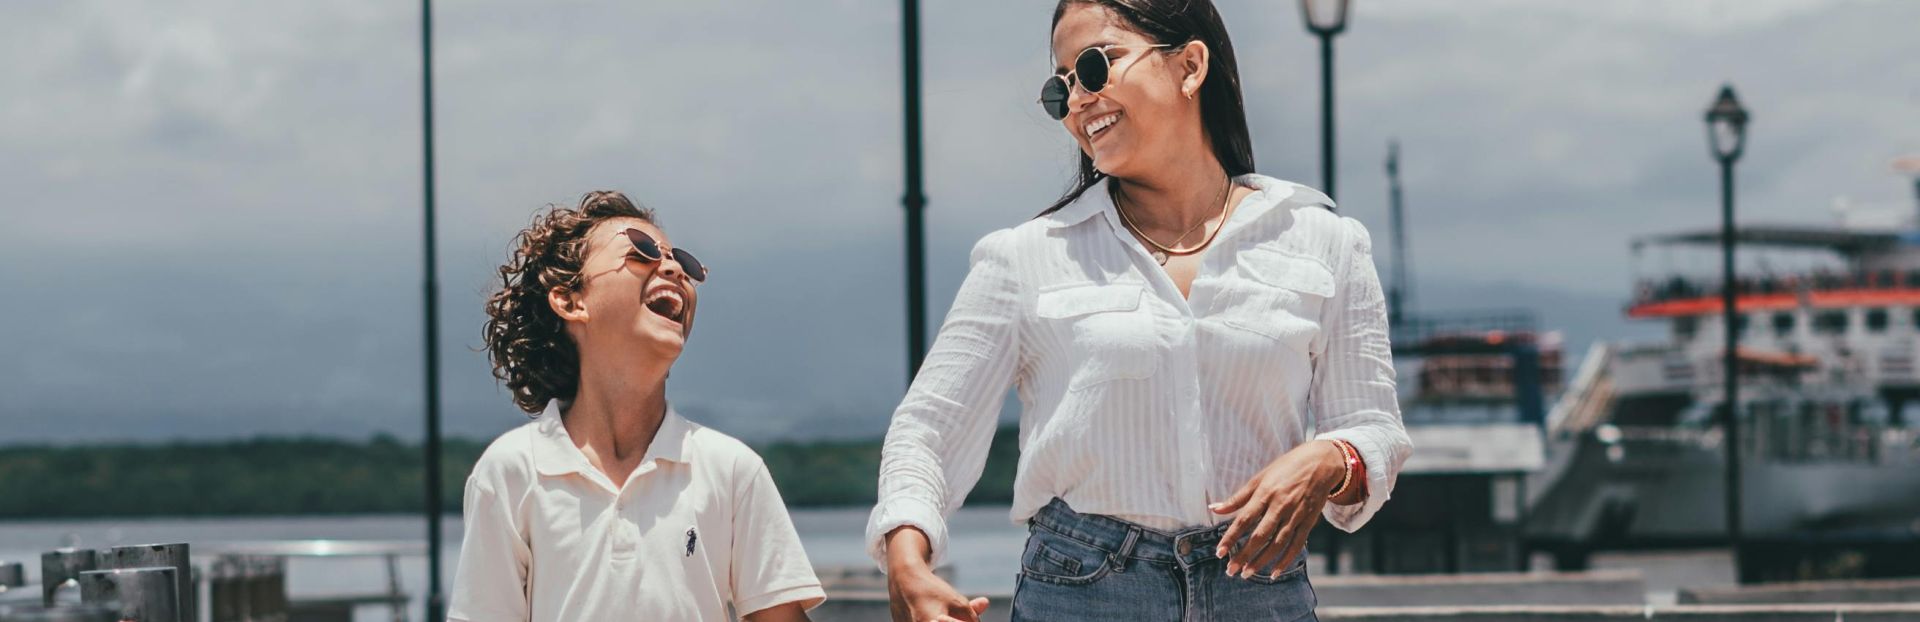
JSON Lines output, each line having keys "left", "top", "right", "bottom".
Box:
{"left": 1110, "top": 526, "right": 1141, "bottom": 573}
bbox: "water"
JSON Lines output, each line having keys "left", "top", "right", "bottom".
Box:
{"left": 0, "top": 510, "right": 1740, "bottom": 618}
{"left": 0, "top": 507, "right": 1027, "bottom": 620}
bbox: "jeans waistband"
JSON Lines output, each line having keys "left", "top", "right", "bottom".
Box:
{"left": 1028, "top": 498, "right": 1231, "bottom": 566}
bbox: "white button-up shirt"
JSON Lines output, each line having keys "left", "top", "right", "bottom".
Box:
{"left": 450, "top": 401, "right": 825, "bottom": 621}
{"left": 866, "top": 174, "right": 1413, "bottom": 568}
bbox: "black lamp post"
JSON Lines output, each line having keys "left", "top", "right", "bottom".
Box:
{"left": 1301, "top": 0, "right": 1350, "bottom": 201}
{"left": 901, "top": 0, "right": 928, "bottom": 380}
{"left": 1704, "top": 83, "right": 1749, "bottom": 581}
{"left": 417, "top": 0, "right": 446, "bottom": 618}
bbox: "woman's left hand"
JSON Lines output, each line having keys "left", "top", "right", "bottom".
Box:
{"left": 1208, "top": 439, "right": 1348, "bottom": 579}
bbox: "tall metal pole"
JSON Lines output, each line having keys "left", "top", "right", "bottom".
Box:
{"left": 1718, "top": 158, "right": 1742, "bottom": 581}
{"left": 419, "top": 0, "right": 445, "bottom": 618}
{"left": 901, "top": 0, "right": 928, "bottom": 380}
{"left": 1386, "top": 140, "right": 1407, "bottom": 324}
{"left": 1317, "top": 34, "right": 1337, "bottom": 200}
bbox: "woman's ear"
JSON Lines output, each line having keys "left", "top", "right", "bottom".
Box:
{"left": 1178, "top": 40, "right": 1211, "bottom": 100}
{"left": 548, "top": 285, "right": 589, "bottom": 324}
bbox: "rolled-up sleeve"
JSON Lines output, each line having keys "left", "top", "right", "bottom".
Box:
{"left": 1310, "top": 217, "right": 1414, "bottom": 532}
{"left": 866, "top": 228, "right": 1025, "bottom": 570}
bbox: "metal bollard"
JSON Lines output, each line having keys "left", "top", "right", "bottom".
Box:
{"left": 253, "top": 557, "right": 287, "bottom": 622}
{"left": 39, "top": 549, "right": 96, "bottom": 607}
{"left": 78, "top": 567, "right": 177, "bottom": 622}
{"left": 0, "top": 563, "right": 24, "bottom": 594}
{"left": 0, "top": 603, "right": 118, "bottom": 622}
{"left": 99, "top": 544, "right": 191, "bottom": 622}
{"left": 209, "top": 555, "right": 288, "bottom": 622}
{"left": 208, "top": 557, "right": 240, "bottom": 622}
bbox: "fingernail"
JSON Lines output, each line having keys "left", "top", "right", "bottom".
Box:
{"left": 1208, "top": 502, "right": 1222, "bottom": 510}
{"left": 1214, "top": 545, "right": 1225, "bottom": 557}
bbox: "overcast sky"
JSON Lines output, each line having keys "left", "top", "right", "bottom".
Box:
{"left": 3, "top": 0, "right": 1917, "bottom": 444}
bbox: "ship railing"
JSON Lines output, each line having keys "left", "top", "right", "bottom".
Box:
{"left": 1601, "top": 417, "right": 1905, "bottom": 465}
{"left": 1630, "top": 267, "right": 1920, "bottom": 307}
{"left": 194, "top": 540, "right": 420, "bottom": 622}
{"left": 1747, "top": 401, "right": 1897, "bottom": 464}
{"left": 1389, "top": 309, "right": 1540, "bottom": 349}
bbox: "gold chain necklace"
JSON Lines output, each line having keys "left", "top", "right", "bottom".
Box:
{"left": 1116, "top": 177, "right": 1235, "bottom": 265}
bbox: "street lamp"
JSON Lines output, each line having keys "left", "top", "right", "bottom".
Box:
{"left": 1704, "top": 83, "right": 1749, "bottom": 582}
{"left": 1301, "top": 0, "right": 1350, "bottom": 201}
{"left": 417, "top": 0, "right": 447, "bottom": 618}
{"left": 902, "top": 0, "right": 928, "bottom": 380}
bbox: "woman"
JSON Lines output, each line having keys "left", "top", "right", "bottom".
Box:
{"left": 867, "top": 1, "right": 1412, "bottom": 620}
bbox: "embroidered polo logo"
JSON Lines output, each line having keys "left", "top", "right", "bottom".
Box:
{"left": 685, "top": 527, "right": 699, "bottom": 557}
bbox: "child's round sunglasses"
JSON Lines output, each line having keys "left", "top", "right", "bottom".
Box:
{"left": 621, "top": 228, "right": 709, "bottom": 282}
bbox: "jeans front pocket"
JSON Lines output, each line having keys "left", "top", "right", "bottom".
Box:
{"left": 1018, "top": 526, "right": 1116, "bottom": 586}
{"left": 1243, "top": 550, "right": 1310, "bottom": 585}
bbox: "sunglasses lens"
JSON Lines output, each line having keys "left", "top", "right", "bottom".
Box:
{"left": 1075, "top": 47, "right": 1110, "bottom": 93}
{"left": 1039, "top": 77, "right": 1070, "bottom": 120}
{"left": 672, "top": 249, "right": 708, "bottom": 282}
{"left": 624, "top": 229, "right": 664, "bottom": 260}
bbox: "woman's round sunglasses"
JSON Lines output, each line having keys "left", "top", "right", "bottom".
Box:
{"left": 1038, "top": 43, "right": 1173, "bottom": 121}
{"left": 620, "top": 228, "right": 708, "bottom": 282}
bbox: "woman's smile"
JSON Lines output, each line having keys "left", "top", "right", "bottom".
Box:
{"left": 1084, "top": 111, "right": 1122, "bottom": 141}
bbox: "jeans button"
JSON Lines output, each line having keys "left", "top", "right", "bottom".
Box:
{"left": 1176, "top": 538, "right": 1192, "bottom": 556}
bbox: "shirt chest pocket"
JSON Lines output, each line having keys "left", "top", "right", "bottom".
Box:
{"left": 1035, "top": 282, "right": 1160, "bottom": 391}
{"left": 1218, "top": 247, "right": 1337, "bottom": 356}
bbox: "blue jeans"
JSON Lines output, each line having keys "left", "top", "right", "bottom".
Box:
{"left": 1010, "top": 499, "right": 1318, "bottom": 622}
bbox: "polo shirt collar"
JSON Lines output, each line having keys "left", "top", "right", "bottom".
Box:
{"left": 1041, "top": 174, "right": 1326, "bottom": 232}
{"left": 531, "top": 399, "right": 695, "bottom": 478}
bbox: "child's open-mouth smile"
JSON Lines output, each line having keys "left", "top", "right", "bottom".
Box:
{"left": 642, "top": 281, "right": 688, "bottom": 329}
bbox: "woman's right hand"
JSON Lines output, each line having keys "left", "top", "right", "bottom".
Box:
{"left": 885, "top": 527, "right": 990, "bottom": 622}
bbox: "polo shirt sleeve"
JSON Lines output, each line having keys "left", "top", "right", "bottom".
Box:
{"left": 731, "top": 459, "right": 827, "bottom": 616}
{"left": 448, "top": 474, "right": 532, "bottom": 622}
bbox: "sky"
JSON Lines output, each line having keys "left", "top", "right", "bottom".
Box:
{"left": 2, "top": 0, "right": 1917, "bottom": 444}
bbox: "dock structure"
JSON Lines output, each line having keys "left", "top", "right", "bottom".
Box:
{"left": 807, "top": 571, "right": 1920, "bottom": 621}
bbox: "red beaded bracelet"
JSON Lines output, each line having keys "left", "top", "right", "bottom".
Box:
{"left": 1326, "top": 439, "right": 1363, "bottom": 499}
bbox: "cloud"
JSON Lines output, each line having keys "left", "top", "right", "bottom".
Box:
{"left": 2, "top": 0, "right": 1916, "bottom": 443}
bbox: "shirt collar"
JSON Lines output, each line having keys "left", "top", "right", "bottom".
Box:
{"left": 531, "top": 399, "right": 695, "bottom": 478}
{"left": 1042, "top": 178, "right": 1118, "bottom": 229}
{"left": 1041, "top": 174, "right": 1330, "bottom": 231}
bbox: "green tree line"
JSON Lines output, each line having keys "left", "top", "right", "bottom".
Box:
{"left": 0, "top": 427, "right": 1019, "bottom": 519}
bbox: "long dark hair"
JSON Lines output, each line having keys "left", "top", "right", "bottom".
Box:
{"left": 1040, "top": 0, "right": 1256, "bottom": 216}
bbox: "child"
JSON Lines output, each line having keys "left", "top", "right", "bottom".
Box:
{"left": 451, "top": 191, "right": 824, "bottom": 621}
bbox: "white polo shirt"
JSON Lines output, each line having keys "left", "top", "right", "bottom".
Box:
{"left": 449, "top": 401, "right": 825, "bottom": 621}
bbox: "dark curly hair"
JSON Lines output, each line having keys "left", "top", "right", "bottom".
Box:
{"left": 483, "top": 191, "right": 655, "bottom": 414}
